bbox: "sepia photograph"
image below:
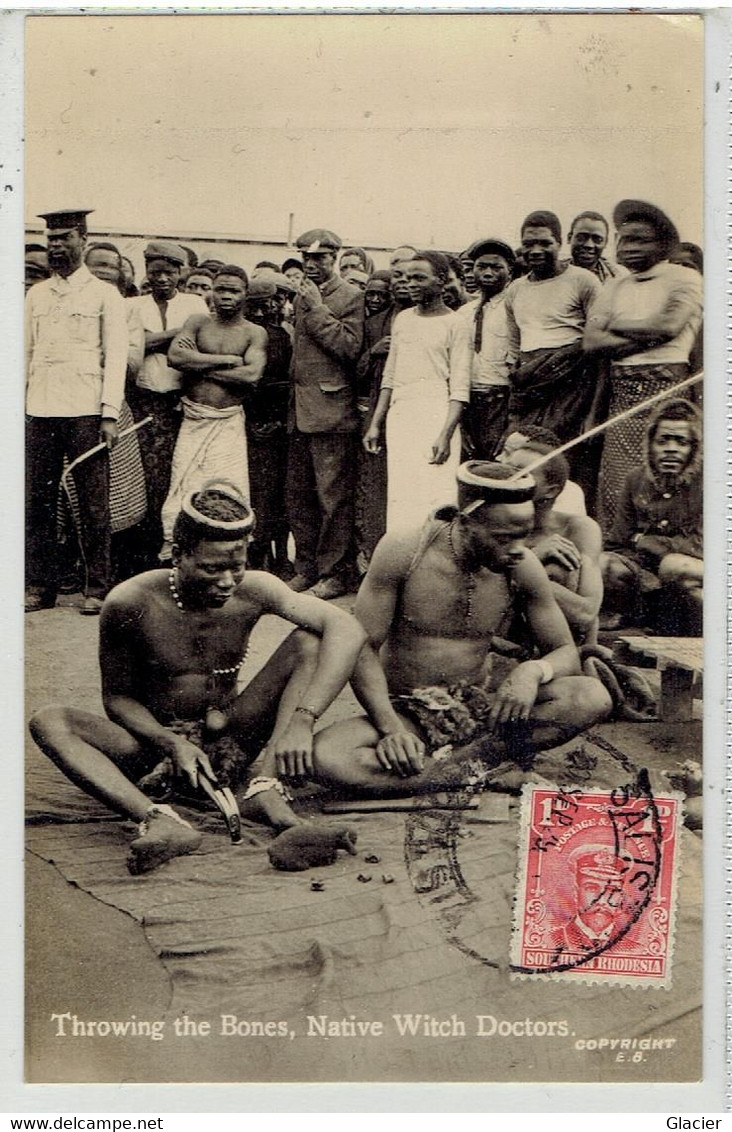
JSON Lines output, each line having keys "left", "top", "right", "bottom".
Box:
{"left": 21, "top": 9, "right": 710, "bottom": 1090}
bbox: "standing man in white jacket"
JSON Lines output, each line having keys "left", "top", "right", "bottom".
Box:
{"left": 25, "top": 208, "right": 128, "bottom": 615}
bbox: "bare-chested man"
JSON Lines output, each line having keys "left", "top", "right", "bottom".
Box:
{"left": 310, "top": 462, "right": 612, "bottom": 795}
{"left": 503, "top": 439, "right": 604, "bottom": 643}
{"left": 30, "top": 483, "right": 366, "bottom": 874}
{"left": 159, "top": 265, "right": 268, "bottom": 559}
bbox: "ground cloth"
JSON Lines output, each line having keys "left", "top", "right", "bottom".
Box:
{"left": 25, "top": 612, "right": 702, "bottom": 1084}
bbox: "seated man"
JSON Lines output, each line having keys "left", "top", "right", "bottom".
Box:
{"left": 497, "top": 424, "right": 586, "bottom": 515}
{"left": 30, "top": 482, "right": 366, "bottom": 874}
{"left": 311, "top": 462, "right": 612, "bottom": 795}
{"left": 600, "top": 398, "right": 702, "bottom": 635}
{"left": 502, "top": 439, "right": 603, "bottom": 643}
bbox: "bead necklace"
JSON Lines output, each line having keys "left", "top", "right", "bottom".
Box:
{"left": 168, "top": 567, "right": 187, "bottom": 610}
{"left": 447, "top": 520, "right": 476, "bottom": 623}
{"left": 168, "top": 568, "right": 248, "bottom": 730}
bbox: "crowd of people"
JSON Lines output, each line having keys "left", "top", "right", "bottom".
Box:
{"left": 25, "top": 200, "right": 703, "bottom": 631}
{"left": 25, "top": 199, "right": 704, "bottom": 875}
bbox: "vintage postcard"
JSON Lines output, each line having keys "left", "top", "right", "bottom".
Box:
{"left": 16, "top": 7, "right": 725, "bottom": 1104}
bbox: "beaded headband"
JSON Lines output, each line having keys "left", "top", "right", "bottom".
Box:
{"left": 181, "top": 479, "right": 255, "bottom": 535}
{"left": 458, "top": 461, "right": 536, "bottom": 514}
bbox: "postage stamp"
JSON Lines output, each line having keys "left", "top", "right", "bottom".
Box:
{"left": 511, "top": 779, "right": 682, "bottom": 986}
{"left": 11, "top": 5, "right": 725, "bottom": 1103}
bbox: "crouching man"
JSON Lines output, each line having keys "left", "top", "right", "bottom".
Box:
{"left": 311, "top": 462, "right": 612, "bottom": 795}
{"left": 600, "top": 398, "right": 702, "bottom": 635}
{"left": 502, "top": 435, "right": 604, "bottom": 644}
{"left": 29, "top": 480, "right": 366, "bottom": 874}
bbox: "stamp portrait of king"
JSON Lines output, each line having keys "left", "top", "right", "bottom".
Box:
{"left": 512, "top": 785, "right": 681, "bottom": 985}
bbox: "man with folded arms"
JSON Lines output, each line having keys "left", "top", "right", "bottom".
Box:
{"left": 160, "top": 265, "right": 266, "bottom": 561}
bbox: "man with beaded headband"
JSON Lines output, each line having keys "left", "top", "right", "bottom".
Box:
{"left": 29, "top": 480, "right": 366, "bottom": 874}
{"left": 310, "top": 461, "right": 612, "bottom": 795}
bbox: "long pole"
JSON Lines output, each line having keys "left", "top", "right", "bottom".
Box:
{"left": 507, "top": 370, "right": 703, "bottom": 483}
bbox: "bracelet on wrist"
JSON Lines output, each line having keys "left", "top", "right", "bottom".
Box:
{"left": 295, "top": 705, "right": 319, "bottom": 723}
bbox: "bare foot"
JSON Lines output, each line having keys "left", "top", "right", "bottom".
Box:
{"left": 238, "top": 782, "right": 301, "bottom": 831}
{"left": 127, "top": 809, "right": 202, "bottom": 876}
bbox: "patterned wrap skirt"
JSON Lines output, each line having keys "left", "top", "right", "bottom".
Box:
{"left": 598, "top": 362, "right": 689, "bottom": 533}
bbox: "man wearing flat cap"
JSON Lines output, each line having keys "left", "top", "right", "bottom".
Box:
{"left": 251, "top": 268, "right": 298, "bottom": 337}
{"left": 456, "top": 238, "right": 517, "bottom": 461}
{"left": 310, "top": 461, "right": 611, "bottom": 794}
{"left": 286, "top": 227, "right": 365, "bottom": 600}
{"left": 127, "top": 240, "right": 209, "bottom": 568}
{"left": 25, "top": 209, "right": 129, "bottom": 614}
{"left": 583, "top": 199, "right": 703, "bottom": 529}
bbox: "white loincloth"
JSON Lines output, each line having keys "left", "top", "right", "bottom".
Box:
{"left": 160, "top": 397, "right": 250, "bottom": 558}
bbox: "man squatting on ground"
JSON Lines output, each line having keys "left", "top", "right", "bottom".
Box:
{"left": 30, "top": 483, "right": 366, "bottom": 875}
{"left": 310, "top": 462, "right": 612, "bottom": 795}
{"left": 502, "top": 436, "right": 604, "bottom": 644}
{"left": 600, "top": 398, "right": 703, "bottom": 635}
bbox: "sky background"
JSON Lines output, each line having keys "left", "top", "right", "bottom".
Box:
{"left": 25, "top": 12, "right": 703, "bottom": 257}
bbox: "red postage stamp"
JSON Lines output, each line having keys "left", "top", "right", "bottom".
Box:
{"left": 511, "top": 779, "right": 682, "bottom": 986}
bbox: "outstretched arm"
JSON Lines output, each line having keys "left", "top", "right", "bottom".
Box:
{"left": 264, "top": 579, "right": 367, "bottom": 717}
{"left": 242, "top": 574, "right": 366, "bottom": 780}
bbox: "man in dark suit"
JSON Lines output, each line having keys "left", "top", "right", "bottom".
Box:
{"left": 286, "top": 228, "right": 365, "bottom": 599}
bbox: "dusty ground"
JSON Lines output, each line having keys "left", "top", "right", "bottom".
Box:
{"left": 25, "top": 594, "right": 703, "bottom": 1083}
